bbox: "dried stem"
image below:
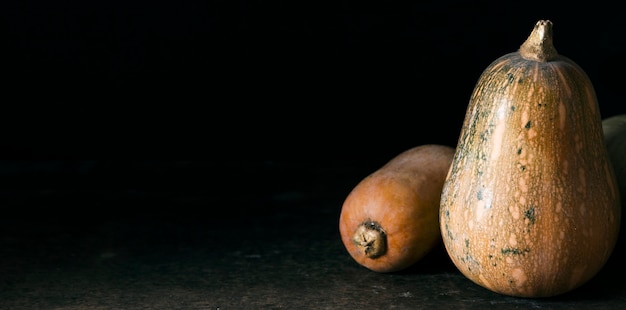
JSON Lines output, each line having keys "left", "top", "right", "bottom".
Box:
{"left": 519, "top": 20, "right": 559, "bottom": 62}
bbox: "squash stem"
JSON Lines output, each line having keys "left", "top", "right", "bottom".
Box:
{"left": 352, "top": 221, "right": 387, "bottom": 258}
{"left": 519, "top": 20, "right": 559, "bottom": 62}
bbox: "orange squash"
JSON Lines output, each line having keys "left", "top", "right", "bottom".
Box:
{"left": 339, "top": 144, "right": 454, "bottom": 273}
{"left": 440, "top": 20, "right": 621, "bottom": 297}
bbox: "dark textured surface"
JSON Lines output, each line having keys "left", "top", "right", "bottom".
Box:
{"left": 1, "top": 161, "right": 626, "bottom": 309}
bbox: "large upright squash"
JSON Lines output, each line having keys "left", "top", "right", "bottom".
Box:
{"left": 439, "top": 20, "right": 621, "bottom": 298}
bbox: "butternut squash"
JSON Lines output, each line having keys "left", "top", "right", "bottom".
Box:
{"left": 339, "top": 144, "right": 454, "bottom": 273}
{"left": 440, "top": 20, "right": 621, "bottom": 298}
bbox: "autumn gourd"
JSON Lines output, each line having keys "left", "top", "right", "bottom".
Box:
{"left": 603, "top": 114, "right": 626, "bottom": 206}
{"left": 603, "top": 114, "right": 626, "bottom": 246}
{"left": 440, "top": 20, "right": 621, "bottom": 298}
{"left": 339, "top": 144, "right": 455, "bottom": 273}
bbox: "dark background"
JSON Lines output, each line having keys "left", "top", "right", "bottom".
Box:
{"left": 3, "top": 1, "right": 626, "bottom": 210}
{"left": 3, "top": 1, "right": 625, "bottom": 162}
{"left": 2, "top": 1, "right": 626, "bottom": 235}
{"left": 2, "top": 2, "right": 626, "bottom": 308}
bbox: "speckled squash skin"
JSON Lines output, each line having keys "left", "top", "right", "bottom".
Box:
{"left": 439, "top": 21, "right": 621, "bottom": 298}
{"left": 339, "top": 144, "right": 454, "bottom": 273}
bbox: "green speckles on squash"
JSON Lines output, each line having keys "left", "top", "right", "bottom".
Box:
{"left": 445, "top": 224, "right": 454, "bottom": 241}
{"left": 506, "top": 73, "right": 515, "bottom": 84}
{"left": 479, "top": 131, "right": 489, "bottom": 142}
{"left": 501, "top": 248, "right": 530, "bottom": 255}
{"left": 524, "top": 207, "right": 536, "bottom": 224}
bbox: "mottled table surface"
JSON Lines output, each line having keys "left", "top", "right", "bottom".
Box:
{"left": 1, "top": 160, "right": 625, "bottom": 309}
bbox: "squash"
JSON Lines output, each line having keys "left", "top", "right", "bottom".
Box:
{"left": 603, "top": 114, "right": 626, "bottom": 245}
{"left": 339, "top": 144, "right": 454, "bottom": 273}
{"left": 603, "top": 114, "right": 626, "bottom": 206}
{"left": 439, "top": 20, "right": 621, "bottom": 298}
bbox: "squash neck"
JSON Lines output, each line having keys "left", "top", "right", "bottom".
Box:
{"left": 519, "top": 20, "right": 559, "bottom": 62}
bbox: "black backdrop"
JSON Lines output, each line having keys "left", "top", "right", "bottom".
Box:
{"left": 2, "top": 5, "right": 626, "bottom": 307}
{"left": 4, "top": 1, "right": 625, "bottom": 163}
